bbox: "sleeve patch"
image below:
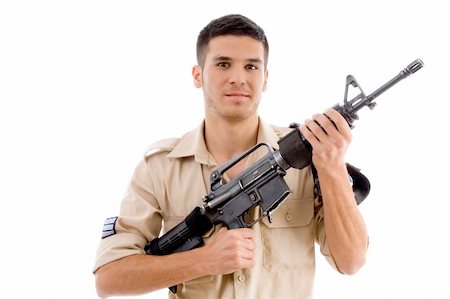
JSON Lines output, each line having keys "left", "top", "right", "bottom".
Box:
{"left": 102, "top": 216, "right": 118, "bottom": 239}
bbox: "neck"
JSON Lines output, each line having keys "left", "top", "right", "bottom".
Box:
{"left": 204, "top": 114, "right": 259, "bottom": 165}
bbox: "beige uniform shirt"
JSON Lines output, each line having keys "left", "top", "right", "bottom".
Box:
{"left": 94, "top": 119, "right": 338, "bottom": 299}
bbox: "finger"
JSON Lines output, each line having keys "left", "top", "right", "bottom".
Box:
{"left": 323, "top": 108, "right": 351, "bottom": 139}
{"left": 239, "top": 241, "right": 256, "bottom": 259}
{"left": 210, "top": 226, "right": 228, "bottom": 242}
{"left": 240, "top": 249, "right": 256, "bottom": 261}
{"left": 243, "top": 228, "right": 255, "bottom": 239}
{"left": 311, "top": 113, "right": 334, "bottom": 134}
{"left": 241, "top": 237, "right": 256, "bottom": 251}
{"left": 231, "top": 229, "right": 255, "bottom": 250}
{"left": 312, "top": 113, "right": 344, "bottom": 144}
{"left": 304, "top": 117, "right": 327, "bottom": 142}
{"left": 299, "top": 123, "right": 319, "bottom": 146}
{"left": 232, "top": 228, "right": 254, "bottom": 239}
{"left": 238, "top": 256, "right": 255, "bottom": 270}
{"left": 218, "top": 226, "right": 228, "bottom": 233}
{"left": 215, "top": 226, "right": 228, "bottom": 237}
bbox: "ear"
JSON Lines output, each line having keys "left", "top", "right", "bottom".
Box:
{"left": 262, "top": 68, "right": 269, "bottom": 92}
{"left": 192, "top": 65, "right": 202, "bottom": 88}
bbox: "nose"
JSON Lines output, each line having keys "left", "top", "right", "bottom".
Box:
{"left": 228, "top": 66, "right": 246, "bottom": 86}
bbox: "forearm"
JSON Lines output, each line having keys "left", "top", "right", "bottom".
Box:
{"left": 318, "top": 163, "right": 368, "bottom": 274}
{"left": 95, "top": 250, "right": 209, "bottom": 298}
{"left": 95, "top": 227, "right": 255, "bottom": 298}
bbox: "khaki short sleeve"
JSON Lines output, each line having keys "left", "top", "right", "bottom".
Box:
{"left": 93, "top": 157, "right": 163, "bottom": 273}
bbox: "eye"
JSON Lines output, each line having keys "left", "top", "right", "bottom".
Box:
{"left": 217, "top": 62, "right": 230, "bottom": 68}
{"left": 246, "top": 64, "right": 258, "bottom": 70}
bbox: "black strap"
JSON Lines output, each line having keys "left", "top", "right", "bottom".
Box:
{"left": 311, "top": 163, "right": 323, "bottom": 204}
{"left": 311, "top": 163, "right": 370, "bottom": 205}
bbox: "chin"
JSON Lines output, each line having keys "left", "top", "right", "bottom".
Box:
{"left": 223, "top": 111, "right": 257, "bottom": 122}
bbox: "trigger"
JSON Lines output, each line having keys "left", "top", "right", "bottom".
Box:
{"left": 267, "top": 211, "right": 273, "bottom": 223}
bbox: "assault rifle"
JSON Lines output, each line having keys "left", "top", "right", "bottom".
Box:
{"left": 145, "top": 58, "right": 423, "bottom": 264}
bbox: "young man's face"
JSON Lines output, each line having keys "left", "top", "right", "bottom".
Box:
{"left": 193, "top": 35, "right": 268, "bottom": 122}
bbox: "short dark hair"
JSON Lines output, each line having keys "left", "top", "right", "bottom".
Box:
{"left": 196, "top": 14, "right": 269, "bottom": 68}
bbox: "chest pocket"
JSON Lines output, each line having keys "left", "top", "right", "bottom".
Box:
{"left": 260, "top": 197, "right": 315, "bottom": 271}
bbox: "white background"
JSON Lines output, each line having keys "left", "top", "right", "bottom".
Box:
{"left": 1, "top": 0, "right": 449, "bottom": 298}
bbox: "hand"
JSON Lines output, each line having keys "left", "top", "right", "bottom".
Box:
{"left": 200, "top": 227, "right": 255, "bottom": 275}
{"left": 299, "top": 108, "right": 352, "bottom": 170}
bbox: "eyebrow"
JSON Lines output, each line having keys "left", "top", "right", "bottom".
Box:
{"left": 212, "top": 55, "right": 263, "bottom": 64}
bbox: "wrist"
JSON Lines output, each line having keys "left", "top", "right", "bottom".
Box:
{"left": 314, "top": 161, "right": 347, "bottom": 177}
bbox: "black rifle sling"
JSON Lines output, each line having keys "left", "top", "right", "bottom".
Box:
{"left": 311, "top": 163, "right": 370, "bottom": 206}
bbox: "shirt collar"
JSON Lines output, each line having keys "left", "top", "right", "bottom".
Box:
{"left": 167, "top": 118, "right": 282, "bottom": 165}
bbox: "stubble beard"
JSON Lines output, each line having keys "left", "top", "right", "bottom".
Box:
{"left": 204, "top": 94, "right": 260, "bottom": 122}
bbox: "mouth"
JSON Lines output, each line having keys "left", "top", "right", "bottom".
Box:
{"left": 225, "top": 92, "right": 250, "bottom": 99}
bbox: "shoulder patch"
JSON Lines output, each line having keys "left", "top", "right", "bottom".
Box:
{"left": 145, "top": 137, "right": 180, "bottom": 159}
{"left": 101, "top": 216, "right": 118, "bottom": 239}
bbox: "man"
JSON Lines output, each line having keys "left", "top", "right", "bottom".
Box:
{"left": 94, "top": 14, "right": 368, "bottom": 298}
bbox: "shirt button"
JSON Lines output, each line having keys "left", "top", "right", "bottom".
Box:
{"left": 285, "top": 213, "right": 292, "bottom": 222}
{"left": 238, "top": 274, "right": 246, "bottom": 282}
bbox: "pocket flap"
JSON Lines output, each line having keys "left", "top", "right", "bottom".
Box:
{"left": 261, "top": 198, "right": 314, "bottom": 228}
